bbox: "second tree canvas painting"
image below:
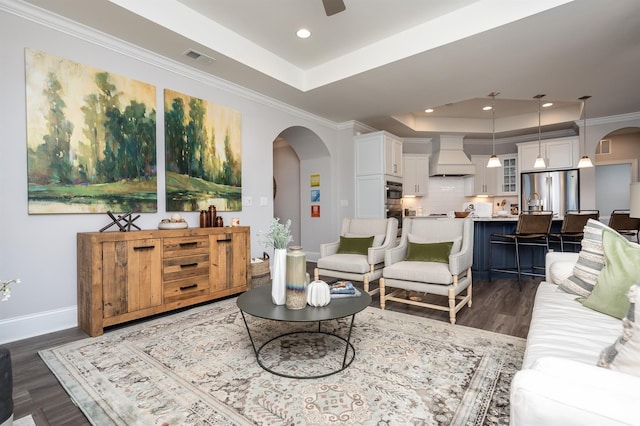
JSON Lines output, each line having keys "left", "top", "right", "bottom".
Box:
{"left": 164, "top": 89, "right": 242, "bottom": 212}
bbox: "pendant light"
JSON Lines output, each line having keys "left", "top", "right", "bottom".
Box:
{"left": 533, "top": 94, "right": 547, "bottom": 169}
{"left": 486, "top": 92, "right": 502, "bottom": 168}
{"left": 577, "top": 95, "right": 594, "bottom": 168}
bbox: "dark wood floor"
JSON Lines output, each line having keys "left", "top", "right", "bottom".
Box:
{"left": 4, "top": 270, "right": 540, "bottom": 425}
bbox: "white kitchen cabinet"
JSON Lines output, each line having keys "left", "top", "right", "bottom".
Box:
{"left": 355, "top": 131, "right": 403, "bottom": 178}
{"left": 498, "top": 154, "right": 518, "bottom": 195}
{"left": 518, "top": 137, "right": 579, "bottom": 172}
{"left": 403, "top": 155, "right": 429, "bottom": 196}
{"left": 464, "top": 155, "right": 497, "bottom": 196}
{"left": 355, "top": 175, "right": 386, "bottom": 218}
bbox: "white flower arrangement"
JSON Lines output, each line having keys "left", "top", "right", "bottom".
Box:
{"left": 257, "top": 217, "right": 293, "bottom": 250}
{"left": 1, "top": 278, "right": 21, "bottom": 302}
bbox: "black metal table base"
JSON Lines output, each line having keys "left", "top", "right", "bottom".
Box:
{"left": 240, "top": 312, "right": 357, "bottom": 379}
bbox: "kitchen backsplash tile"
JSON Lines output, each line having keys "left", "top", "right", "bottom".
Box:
{"left": 402, "top": 176, "right": 517, "bottom": 216}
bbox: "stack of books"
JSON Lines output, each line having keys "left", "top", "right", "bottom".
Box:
{"left": 329, "top": 281, "right": 361, "bottom": 298}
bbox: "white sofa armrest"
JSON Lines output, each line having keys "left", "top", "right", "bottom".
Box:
{"left": 545, "top": 251, "right": 579, "bottom": 282}
{"left": 510, "top": 357, "right": 640, "bottom": 426}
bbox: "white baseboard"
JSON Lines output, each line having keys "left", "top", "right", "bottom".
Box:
{"left": 0, "top": 306, "right": 77, "bottom": 345}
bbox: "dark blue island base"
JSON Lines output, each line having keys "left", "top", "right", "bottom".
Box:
{"left": 472, "top": 218, "right": 565, "bottom": 281}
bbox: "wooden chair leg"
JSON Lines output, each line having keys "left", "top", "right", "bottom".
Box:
{"left": 467, "top": 268, "right": 473, "bottom": 307}
{"left": 379, "top": 278, "right": 386, "bottom": 310}
{"left": 364, "top": 275, "right": 370, "bottom": 293}
{"left": 448, "top": 286, "right": 456, "bottom": 325}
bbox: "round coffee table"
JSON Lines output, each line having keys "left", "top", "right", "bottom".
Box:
{"left": 237, "top": 284, "right": 372, "bottom": 379}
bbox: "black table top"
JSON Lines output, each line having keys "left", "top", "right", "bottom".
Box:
{"left": 237, "top": 284, "right": 372, "bottom": 322}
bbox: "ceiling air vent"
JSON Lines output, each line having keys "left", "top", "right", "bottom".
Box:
{"left": 182, "top": 49, "right": 215, "bottom": 65}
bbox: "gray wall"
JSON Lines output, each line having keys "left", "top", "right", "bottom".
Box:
{"left": 0, "top": 4, "right": 354, "bottom": 342}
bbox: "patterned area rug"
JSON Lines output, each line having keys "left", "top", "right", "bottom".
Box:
{"left": 40, "top": 298, "right": 525, "bottom": 425}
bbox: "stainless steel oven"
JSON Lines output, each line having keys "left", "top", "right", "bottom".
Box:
{"left": 386, "top": 181, "right": 403, "bottom": 235}
{"left": 386, "top": 181, "right": 403, "bottom": 200}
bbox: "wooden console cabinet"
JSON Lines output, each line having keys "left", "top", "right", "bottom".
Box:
{"left": 77, "top": 226, "right": 250, "bottom": 336}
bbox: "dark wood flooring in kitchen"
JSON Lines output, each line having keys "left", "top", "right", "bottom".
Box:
{"left": 5, "top": 270, "right": 539, "bottom": 425}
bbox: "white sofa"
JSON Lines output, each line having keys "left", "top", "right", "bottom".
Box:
{"left": 510, "top": 251, "right": 640, "bottom": 425}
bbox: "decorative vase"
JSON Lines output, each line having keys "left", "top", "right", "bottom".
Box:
{"left": 307, "top": 280, "right": 331, "bottom": 307}
{"left": 271, "top": 248, "right": 287, "bottom": 305}
{"left": 285, "top": 246, "right": 309, "bottom": 310}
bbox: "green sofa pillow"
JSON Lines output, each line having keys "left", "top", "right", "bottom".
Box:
{"left": 336, "top": 235, "right": 374, "bottom": 255}
{"left": 405, "top": 241, "right": 453, "bottom": 263}
{"left": 581, "top": 228, "right": 640, "bottom": 319}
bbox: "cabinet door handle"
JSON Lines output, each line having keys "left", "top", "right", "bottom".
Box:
{"left": 179, "top": 284, "right": 198, "bottom": 291}
{"left": 217, "top": 238, "right": 232, "bottom": 243}
{"left": 133, "top": 245, "right": 155, "bottom": 251}
{"left": 179, "top": 242, "right": 198, "bottom": 248}
{"left": 180, "top": 263, "right": 198, "bottom": 268}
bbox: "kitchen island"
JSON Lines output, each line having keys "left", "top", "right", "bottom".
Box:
{"left": 471, "top": 216, "right": 563, "bottom": 280}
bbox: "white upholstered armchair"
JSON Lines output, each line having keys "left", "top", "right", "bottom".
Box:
{"left": 380, "top": 217, "right": 473, "bottom": 324}
{"left": 314, "top": 217, "right": 398, "bottom": 294}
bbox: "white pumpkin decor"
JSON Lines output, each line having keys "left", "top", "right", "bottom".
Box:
{"left": 307, "top": 280, "right": 331, "bottom": 307}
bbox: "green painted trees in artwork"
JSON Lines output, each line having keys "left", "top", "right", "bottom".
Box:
{"left": 28, "top": 71, "right": 156, "bottom": 186}
{"left": 29, "top": 72, "right": 75, "bottom": 184}
{"left": 165, "top": 97, "right": 187, "bottom": 175}
{"left": 164, "top": 95, "right": 240, "bottom": 187}
{"left": 222, "top": 131, "right": 241, "bottom": 186}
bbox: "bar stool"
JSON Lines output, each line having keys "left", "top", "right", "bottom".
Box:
{"left": 608, "top": 210, "right": 640, "bottom": 243}
{"left": 549, "top": 210, "right": 599, "bottom": 252}
{"left": 489, "top": 211, "right": 554, "bottom": 290}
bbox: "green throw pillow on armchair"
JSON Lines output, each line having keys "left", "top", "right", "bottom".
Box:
{"left": 405, "top": 241, "right": 453, "bottom": 263}
{"left": 336, "top": 235, "right": 374, "bottom": 255}
{"left": 582, "top": 228, "right": 640, "bottom": 319}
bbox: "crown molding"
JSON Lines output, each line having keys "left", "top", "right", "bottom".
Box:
{"left": 465, "top": 128, "right": 577, "bottom": 146}
{"left": 0, "top": 0, "right": 339, "bottom": 131}
{"left": 576, "top": 111, "right": 640, "bottom": 128}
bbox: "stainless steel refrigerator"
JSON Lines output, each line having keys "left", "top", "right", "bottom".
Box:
{"left": 520, "top": 169, "right": 580, "bottom": 216}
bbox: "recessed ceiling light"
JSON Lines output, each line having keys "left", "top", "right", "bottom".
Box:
{"left": 425, "top": 108, "right": 434, "bottom": 113}
{"left": 296, "top": 28, "right": 311, "bottom": 39}
{"left": 482, "top": 106, "right": 492, "bottom": 111}
{"left": 542, "top": 102, "right": 553, "bottom": 108}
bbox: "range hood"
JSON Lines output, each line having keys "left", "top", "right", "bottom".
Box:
{"left": 429, "top": 136, "right": 476, "bottom": 176}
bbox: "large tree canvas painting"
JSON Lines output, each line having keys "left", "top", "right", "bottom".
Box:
{"left": 25, "top": 48, "right": 157, "bottom": 214}
{"left": 164, "top": 89, "right": 242, "bottom": 212}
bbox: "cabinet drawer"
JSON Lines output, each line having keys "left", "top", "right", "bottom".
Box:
{"left": 163, "top": 236, "right": 209, "bottom": 258}
{"left": 163, "top": 253, "right": 209, "bottom": 281}
{"left": 163, "top": 275, "right": 209, "bottom": 303}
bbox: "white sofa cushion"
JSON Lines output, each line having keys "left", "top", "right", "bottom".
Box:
{"left": 549, "top": 260, "right": 575, "bottom": 284}
{"left": 510, "top": 357, "right": 639, "bottom": 426}
{"left": 382, "top": 261, "right": 453, "bottom": 285}
{"left": 523, "top": 282, "right": 622, "bottom": 369}
{"left": 316, "top": 254, "right": 370, "bottom": 274}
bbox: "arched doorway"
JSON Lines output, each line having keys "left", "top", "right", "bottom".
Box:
{"left": 272, "top": 126, "right": 331, "bottom": 256}
{"left": 594, "top": 127, "right": 640, "bottom": 221}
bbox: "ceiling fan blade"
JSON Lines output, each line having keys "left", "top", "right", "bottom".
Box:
{"left": 322, "top": 0, "right": 346, "bottom": 16}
